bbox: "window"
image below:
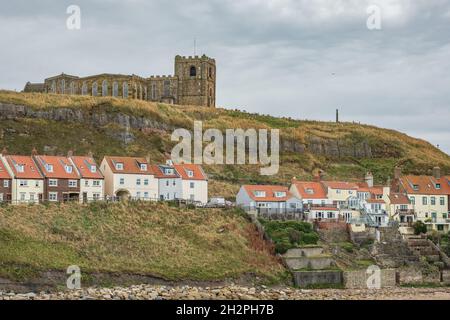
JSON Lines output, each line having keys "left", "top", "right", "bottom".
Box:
{"left": 30, "top": 193, "right": 35, "bottom": 201}
{"left": 93, "top": 180, "right": 101, "bottom": 187}
{"left": 166, "top": 180, "right": 169, "bottom": 187}
{"left": 172, "top": 180, "right": 176, "bottom": 186}
{"left": 306, "top": 188, "right": 314, "bottom": 194}
{"left": 51, "top": 80, "right": 56, "bottom": 93}
{"left": 136, "top": 178, "right": 141, "bottom": 186}
{"left": 422, "top": 197, "right": 428, "bottom": 205}
{"left": 65, "top": 165, "right": 73, "bottom": 174}
{"left": 123, "top": 82, "right": 128, "bottom": 98}
{"left": 46, "top": 164, "right": 53, "bottom": 172}
{"left": 3, "top": 180, "right": 9, "bottom": 188}
{"left": 139, "top": 84, "right": 143, "bottom": 100}
{"left": 16, "top": 164, "right": 25, "bottom": 173}
{"left": 49, "top": 192, "right": 58, "bottom": 202}
{"left": 431, "top": 197, "right": 436, "bottom": 206}
{"left": 20, "top": 193, "right": 26, "bottom": 201}
{"left": 413, "top": 185, "right": 419, "bottom": 191}
{"left": 136, "top": 192, "right": 141, "bottom": 198}
{"left": 113, "top": 82, "right": 119, "bottom": 97}
{"left": 410, "top": 196, "right": 415, "bottom": 205}
{"left": 140, "top": 164, "right": 147, "bottom": 171}
{"left": 102, "top": 80, "right": 108, "bottom": 96}
{"left": 163, "top": 80, "right": 170, "bottom": 97}
{"left": 70, "top": 82, "right": 76, "bottom": 95}
{"left": 92, "top": 82, "right": 98, "bottom": 96}
{"left": 209, "top": 67, "right": 212, "bottom": 78}
{"left": 436, "top": 184, "right": 441, "bottom": 190}
{"left": 144, "top": 179, "right": 149, "bottom": 186}
{"left": 144, "top": 87, "right": 147, "bottom": 100}
{"left": 119, "top": 178, "right": 125, "bottom": 185}
{"left": 275, "top": 192, "right": 286, "bottom": 198}
{"left": 336, "top": 189, "right": 341, "bottom": 194}
{"left": 440, "top": 197, "right": 445, "bottom": 206}
{"left": 190, "top": 66, "right": 197, "bottom": 77}
{"left": 60, "top": 79, "right": 65, "bottom": 94}
{"left": 190, "top": 182, "right": 195, "bottom": 189}
{"left": 151, "top": 84, "right": 156, "bottom": 100}
{"left": 69, "top": 180, "right": 77, "bottom": 188}
{"left": 254, "top": 191, "right": 266, "bottom": 198}
{"left": 20, "top": 180, "right": 28, "bottom": 187}
{"left": 35, "top": 181, "right": 39, "bottom": 187}
{"left": 85, "top": 180, "right": 89, "bottom": 187}
{"left": 144, "top": 192, "right": 149, "bottom": 199}
{"left": 82, "top": 82, "right": 88, "bottom": 95}
{"left": 186, "top": 170, "right": 194, "bottom": 178}
{"left": 49, "top": 179, "right": 58, "bottom": 187}
{"left": 115, "top": 163, "right": 124, "bottom": 170}
{"left": 93, "top": 193, "right": 100, "bottom": 200}
{"left": 90, "top": 165, "right": 97, "bottom": 173}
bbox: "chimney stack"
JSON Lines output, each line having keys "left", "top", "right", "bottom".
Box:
{"left": 394, "top": 166, "right": 401, "bottom": 180}
{"left": 1, "top": 147, "right": 7, "bottom": 156}
{"left": 146, "top": 154, "right": 151, "bottom": 164}
{"left": 87, "top": 151, "right": 94, "bottom": 158}
{"left": 31, "top": 147, "right": 38, "bottom": 156}
{"left": 67, "top": 150, "right": 74, "bottom": 158}
{"left": 433, "top": 166, "right": 441, "bottom": 180}
{"left": 365, "top": 172, "right": 374, "bottom": 188}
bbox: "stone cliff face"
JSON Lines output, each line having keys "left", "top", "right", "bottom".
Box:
{"left": 0, "top": 102, "right": 373, "bottom": 159}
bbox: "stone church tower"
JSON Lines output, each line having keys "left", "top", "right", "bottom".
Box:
{"left": 175, "top": 55, "right": 216, "bottom": 107}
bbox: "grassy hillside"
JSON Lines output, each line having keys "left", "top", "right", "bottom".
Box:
{"left": 0, "top": 90, "right": 449, "bottom": 199}
{"left": 0, "top": 202, "right": 285, "bottom": 284}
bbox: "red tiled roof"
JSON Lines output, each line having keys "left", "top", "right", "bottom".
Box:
{"left": 70, "top": 156, "right": 104, "bottom": 179}
{"left": 389, "top": 193, "right": 410, "bottom": 205}
{"left": 322, "top": 181, "right": 359, "bottom": 190}
{"left": 399, "top": 175, "right": 448, "bottom": 195}
{"left": 243, "top": 185, "right": 293, "bottom": 202}
{"left": 5, "top": 155, "right": 43, "bottom": 179}
{"left": 173, "top": 164, "right": 207, "bottom": 181}
{"left": 291, "top": 181, "right": 327, "bottom": 199}
{"left": 104, "top": 156, "right": 154, "bottom": 175}
{"left": 151, "top": 165, "right": 180, "bottom": 179}
{"left": 34, "top": 155, "right": 80, "bottom": 179}
{"left": 0, "top": 158, "right": 11, "bottom": 179}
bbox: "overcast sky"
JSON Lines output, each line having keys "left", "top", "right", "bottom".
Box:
{"left": 1, "top": 0, "right": 449, "bottom": 154}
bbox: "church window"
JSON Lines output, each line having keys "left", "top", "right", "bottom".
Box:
{"left": 123, "top": 82, "right": 128, "bottom": 98}
{"left": 60, "top": 79, "right": 65, "bottom": 94}
{"left": 112, "top": 82, "right": 118, "bottom": 97}
{"left": 81, "top": 82, "right": 87, "bottom": 95}
{"left": 151, "top": 84, "right": 156, "bottom": 100}
{"left": 163, "top": 80, "right": 170, "bottom": 97}
{"left": 92, "top": 82, "right": 98, "bottom": 96}
{"left": 70, "top": 82, "right": 76, "bottom": 95}
{"left": 190, "top": 66, "right": 197, "bottom": 77}
{"left": 102, "top": 80, "right": 108, "bottom": 96}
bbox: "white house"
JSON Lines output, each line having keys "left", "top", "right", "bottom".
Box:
{"left": 307, "top": 206, "right": 340, "bottom": 221}
{"left": 151, "top": 163, "right": 183, "bottom": 201}
{"left": 236, "top": 185, "right": 302, "bottom": 214}
{"left": 289, "top": 179, "right": 332, "bottom": 207}
{"left": 2, "top": 155, "right": 44, "bottom": 204}
{"left": 100, "top": 156, "right": 158, "bottom": 200}
{"left": 363, "top": 199, "right": 389, "bottom": 227}
{"left": 70, "top": 155, "right": 104, "bottom": 202}
{"left": 173, "top": 163, "right": 208, "bottom": 204}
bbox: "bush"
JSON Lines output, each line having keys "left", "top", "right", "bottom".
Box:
{"left": 413, "top": 221, "right": 427, "bottom": 235}
{"left": 340, "top": 242, "right": 355, "bottom": 253}
{"left": 259, "top": 220, "right": 319, "bottom": 251}
{"left": 300, "top": 232, "right": 319, "bottom": 245}
{"left": 275, "top": 240, "right": 292, "bottom": 254}
{"left": 288, "top": 229, "right": 301, "bottom": 244}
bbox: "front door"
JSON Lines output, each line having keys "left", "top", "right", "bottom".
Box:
{"left": 83, "top": 192, "right": 88, "bottom": 203}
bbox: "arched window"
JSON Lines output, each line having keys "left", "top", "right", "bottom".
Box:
{"left": 60, "top": 79, "right": 65, "bottom": 94}
{"left": 209, "top": 67, "right": 212, "bottom": 78}
{"left": 134, "top": 84, "right": 137, "bottom": 99}
{"left": 144, "top": 87, "right": 147, "bottom": 100}
{"left": 92, "top": 82, "right": 98, "bottom": 96}
{"left": 70, "top": 82, "right": 76, "bottom": 95}
{"left": 190, "top": 66, "right": 197, "bottom": 77}
{"left": 51, "top": 81, "right": 56, "bottom": 93}
{"left": 123, "top": 82, "right": 128, "bottom": 98}
{"left": 139, "top": 84, "right": 143, "bottom": 100}
{"left": 112, "top": 82, "right": 119, "bottom": 97}
{"left": 102, "top": 80, "right": 108, "bottom": 97}
{"left": 163, "top": 80, "right": 170, "bottom": 97}
{"left": 81, "top": 82, "right": 87, "bottom": 95}
{"left": 151, "top": 84, "right": 156, "bottom": 100}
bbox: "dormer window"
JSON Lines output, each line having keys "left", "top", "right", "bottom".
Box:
{"left": 305, "top": 188, "right": 314, "bottom": 194}
{"left": 16, "top": 164, "right": 25, "bottom": 173}
{"left": 413, "top": 185, "right": 419, "bottom": 191}
{"left": 90, "top": 165, "right": 97, "bottom": 173}
{"left": 436, "top": 184, "right": 441, "bottom": 190}
{"left": 164, "top": 168, "right": 174, "bottom": 175}
{"left": 186, "top": 170, "right": 194, "bottom": 178}
{"left": 254, "top": 191, "right": 266, "bottom": 198}
{"left": 140, "top": 164, "right": 147, "bottom": 171}
{"left": 65, "top": 165, "right": 73, "bottom": 174}
{"left": 115, "top": 163, "right": 124, "bottom": 171}
{"left": 46, "top": 164, "right": 53, "bottom": 173}
{"left": 275, "top": 192, "right": 286, "bottom": 198}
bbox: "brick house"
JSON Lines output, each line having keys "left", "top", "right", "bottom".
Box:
{"left": 33, "top": 155, "right": 81, "bottom": 202}
{"left": 70, "top": 155, "right": 104, "bottom": 202}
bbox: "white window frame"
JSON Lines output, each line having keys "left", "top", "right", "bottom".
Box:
{"left": 68, "top": 180, "right": 77, "bottom": 188}
{"left": 115, "top": 163, "right": 124, "bottom": 171}
{"left": 49, "top": 179, "right": 58, "bottom": 187}
{"left": 3, "top": 180, "right": 9, "bottom": 188}
{"left": 20, "top": 180, "right": 28, "bottom": 187}
{"left": 49, "top": 192, "right": 58, "bottom": 202}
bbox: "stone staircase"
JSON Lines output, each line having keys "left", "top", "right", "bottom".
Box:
{"left": 404, "top": 234, "right": 448, "bottom": 270}
{"left": 371, "top": 227, "right": 420, "bottom": 268}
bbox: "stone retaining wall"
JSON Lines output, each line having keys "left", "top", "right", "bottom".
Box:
{"left": 343, "top": 269, "right": 396, "bottom": 289}
{"left": 293, "top": 271, "right": 343, "bottom": 287}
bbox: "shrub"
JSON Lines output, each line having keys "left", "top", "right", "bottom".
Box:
{"left": 300, "top": 232, "right": 319, "bottom": 245}
{"left": 413, "top": 221, "right": 427, "bottom": 235}
{"left": 340, "top": 242, "right": 355, "bottom": 253}
{"left": 288, "top": 229, "right": 301, "bottom": 244}
{"left": 275, "top": 240, "right": 292, "bottom": 254}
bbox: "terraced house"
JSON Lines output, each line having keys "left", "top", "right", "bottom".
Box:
{"left": 0, "top": 156, "right": 12, "bottom": 203}
{"left": 173, "top": 163, "right": 208, "bottom": 204}
{"left": 397, "top": 167, "right": 450, "bottom": 232}
{"left": 152, "top": 162, "right": 182, "bottom": 202}
{"left": 69, "top": 155, "right": 104, "bottom": 203}
{"left": 101, "top": 156, "right": 158, "bottom": 200}
{"left": 33, "top": 155, "right": 81, "bottom": 202}
{"left": 1, "top": 154, "right": 44, "bottom": 203}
